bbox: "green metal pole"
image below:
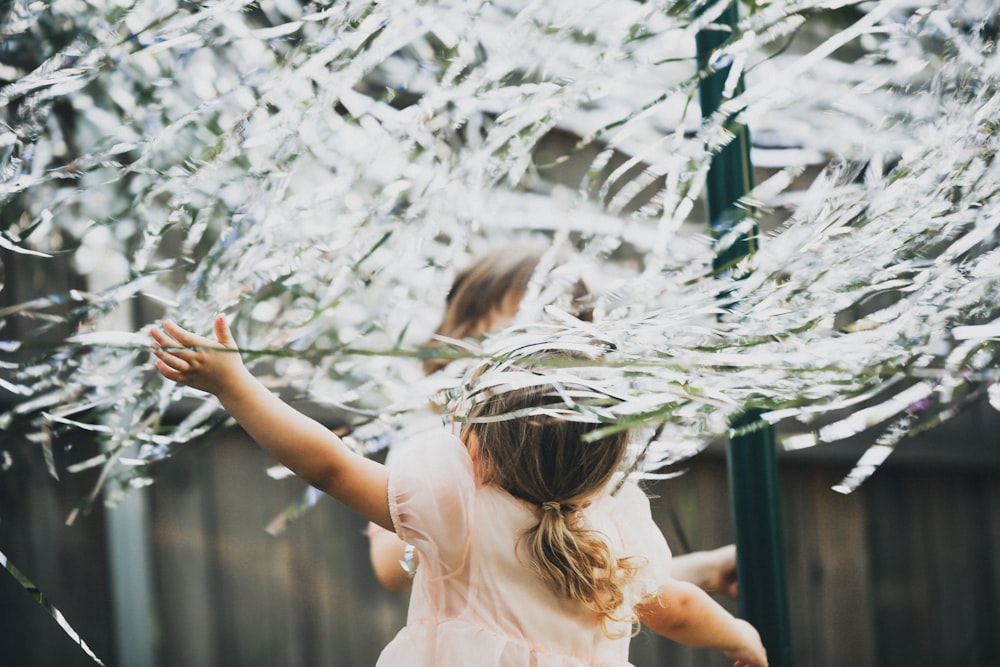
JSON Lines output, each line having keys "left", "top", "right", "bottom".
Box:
{"left": 695, "top": 4, "right": 793, "bottom": 666}
{"left": 726, "top": 411, "right": 792, "bottom": 667}
{"left": 695, "top": 1, "right": 757, "bottom": 271}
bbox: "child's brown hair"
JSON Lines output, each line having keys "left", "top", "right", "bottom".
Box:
{"left": 422, "top": 243, "right": 593, "bottom": 375}
{"left": 460, "top": 358, "right": 639, "bottom": 635}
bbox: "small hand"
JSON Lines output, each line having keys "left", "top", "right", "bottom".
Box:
{"left": 151, "top": 315, "right": 247, "bottom": 397}
{"left": 706, "top": 544, "right": 739, "bottom": 599}
{"left": 724, "top": 619, "right": 768, "bottom": 667}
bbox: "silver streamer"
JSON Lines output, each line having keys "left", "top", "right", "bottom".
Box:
{"left": 0, "top": 0, "right": 996, "bottom": 536}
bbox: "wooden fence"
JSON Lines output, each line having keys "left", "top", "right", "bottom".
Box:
{"left": 2, "top": 396, "right": 998, "bottom": 667}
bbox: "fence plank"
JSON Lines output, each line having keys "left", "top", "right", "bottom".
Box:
{"left": 923, "top": 472, "right": 996, "bottom": 666}
{"left": 208, "top": 430, "right": 303, "bottom": 666}
{"left": 986, "top": 477, "right": 1000, "bottom": 666}
{"left": 150, "top": 440, "right": 218, "bottom": 667}
{"left": 783, "top": 465, "right": 876, "bottom": 667}
{"left": 867, "top": 469, "right": 936, "bottom": 665}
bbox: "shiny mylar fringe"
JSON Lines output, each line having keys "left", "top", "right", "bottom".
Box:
{"left": 0, "top": 548, "right": 105, "bottom": 665}
{"left": 2, "top": 2, "right": 999, "bottom": 660}
{"left": 0, "top": 2, "right": 998, "bottom": 502}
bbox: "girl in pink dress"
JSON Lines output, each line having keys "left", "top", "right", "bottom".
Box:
{"left": 370, "top": 245, "right": 738, "bottom": 598}
{"left": 151, "top": 316, "right": 766, "bottom": 667}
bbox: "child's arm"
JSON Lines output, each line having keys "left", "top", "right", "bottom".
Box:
{"left": 369, "top": 528, "right": 416, "bottom": 592}
{"left": 151, "top": 316, "right": 392, "bottom": 531}
{"left": 636, "top": 578, "right": 767, "bottom": 667}
{"left": 671, "top": 544, "right": 739, "bottom": 598}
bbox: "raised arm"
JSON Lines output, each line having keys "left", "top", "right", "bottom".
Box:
{"left": 636, "top": 577, "right": 767, "bottom": 667}
{"left": 151, "top": 316, "right": 392, "bottom": 531}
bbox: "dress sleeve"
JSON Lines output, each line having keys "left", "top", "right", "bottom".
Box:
{"left": 387, "top": 430, "right": 474, "bottom": 576}
{"left": 612, "top": 481, "right": 673, "bottom": 600}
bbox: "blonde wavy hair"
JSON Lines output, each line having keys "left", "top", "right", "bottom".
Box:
{"left": 460, "top": 367, "right": 641, "bottom": 636}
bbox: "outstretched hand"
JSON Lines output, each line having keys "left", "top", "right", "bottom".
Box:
{"left": 152, "top": 313, "right": 394, "bottom": 530}
{"left": 724, "top": 619, "right": 768, "bottom": 667}
{"left": 151, "top": 315, "right": 248, "bottom": 398}
{"left": 669, "top": 544, "right": 740, "bottom": 599}
{"left": 705, "top": 544, "right": 739, "bottom": 599}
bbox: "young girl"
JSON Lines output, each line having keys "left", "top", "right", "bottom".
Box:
{"left": 369, "top": 243, "right": 592, "bottom": 590}
{"left": 371, "top": 244, "right": 739, "bottom": 598}
{"left": 150, "top": 316, "right": 766, "bottom": 667}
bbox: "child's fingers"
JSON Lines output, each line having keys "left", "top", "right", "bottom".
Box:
{"left": 150, "top": 327, "right": 194, "bottom": 366}
{"left": 149, "top": 326, "right": 178, "bottom": 349}
{"left": 213, "top": 314, "right": 236, "bottom": 349}
{"left": 151, "top": 344, "right": 190, "bottom": 373}
{"left": 163, "top": 319, "right": 215, "bottom": 348}
{"left": 155, "top": 358, "right": 186, "bottom": 382}
{"left": 150, "top": 318, "right": 237, "bottom": 387}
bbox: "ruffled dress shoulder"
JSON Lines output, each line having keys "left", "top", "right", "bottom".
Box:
{"left": 376, "top": 430, "right": 672, "bottom": 667}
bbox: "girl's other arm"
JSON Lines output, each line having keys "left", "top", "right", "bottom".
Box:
{"left": 151, "top": 316, "right": 392, "bottom": 531}
{"left": 369, "top": 528, "right": 415, "bottom": 592}
{"left": 671, "top": 544, "right": 739, "bottom": 598}
{"left": 636, "top": 578, "right": 767, "bottom": 667}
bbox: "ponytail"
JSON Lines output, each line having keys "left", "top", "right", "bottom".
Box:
{"left": 524, "top": 502, "right": 641, "bottom": 637}
{"left": 462, "top": 356, "right": 639, "bottom": 635}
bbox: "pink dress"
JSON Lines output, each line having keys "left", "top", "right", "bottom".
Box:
{"left": 376, "top": 430, "right": 672, "bottom": 667}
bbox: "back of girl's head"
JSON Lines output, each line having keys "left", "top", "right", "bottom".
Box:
{"left": 463, "top": 378, "right": 627, "bottom": 507}
{"left": 422, "top": 243, "right": 593, "bottom": 375}
{"left": 459, "top": 354, "right": 639, "bottom": 635}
